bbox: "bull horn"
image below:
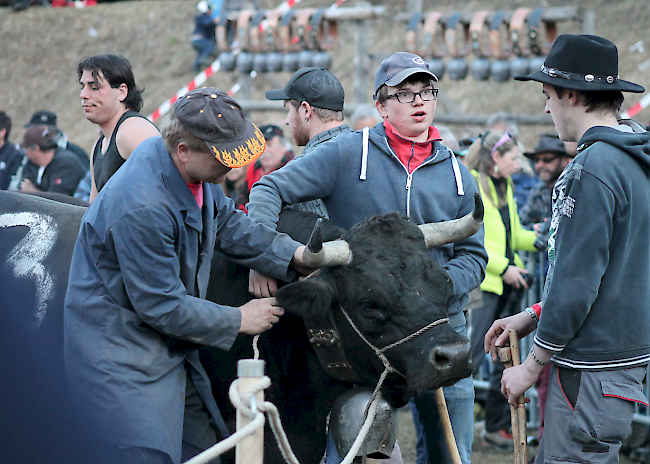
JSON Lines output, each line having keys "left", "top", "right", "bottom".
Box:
{"left": 302, "top": 218, "right": 353, "bottom": 267}
{"left": 418, "top": 192, "right": 484, "bottom": 248}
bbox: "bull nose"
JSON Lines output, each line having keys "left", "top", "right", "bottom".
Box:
{"left": 430, "top": 341, "right": 471, "bottom": 371}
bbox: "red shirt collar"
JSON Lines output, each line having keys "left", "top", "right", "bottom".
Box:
{"left": 383, "top": 121, "right": 442, "bottom": 173}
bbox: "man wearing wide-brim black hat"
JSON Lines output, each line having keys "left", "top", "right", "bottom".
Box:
{"left": 519, "top": 133, "right": 575, "bottom": 231}
{"left": 485, "top": 34, "right": 650, "bottom": 464}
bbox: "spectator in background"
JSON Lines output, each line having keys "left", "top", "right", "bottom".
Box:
{"left": 192, "top": 1, "right": 218, "bottom": 72}
{"left": 486, "top": 112, "right": 537, "bottom": 210}
{"left": 245, "top": 124, "right": 293, "bottom": 193}
{"left": 78, "top": 54, "right": 160, "bottom": 203}
{"left": 226, "top": 125, "right": 293, "bottom": 211}
{"left": 0, "top": 111, "right": 23, "bottom": 190}
{"left": 25, "top": 110, "right": 90, "bottom": 167}
{"left": 349, "top": 103, "right": 381, "bottom": 131}
{"left": 12, "top": 125, "right": 87, "bottom": 196}
{"left": 464, "top": 129, "right": 537, "bottom": 450}
{"left": 520, "top": 134, "right": 575, "bottom": 230}
{"left": 221, "top": 165, "right": 248, "bottom": 210}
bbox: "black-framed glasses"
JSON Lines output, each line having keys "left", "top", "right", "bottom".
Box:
{"left": 386, "top": 88, "right": 438, "bottom": 104}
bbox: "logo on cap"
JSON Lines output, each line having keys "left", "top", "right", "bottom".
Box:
{"left": 413, "top": 57, "right": 425, "bottom": 65}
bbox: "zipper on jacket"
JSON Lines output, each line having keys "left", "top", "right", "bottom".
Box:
{"left": 382, "top": 136, "right": 438, "bottom": 220}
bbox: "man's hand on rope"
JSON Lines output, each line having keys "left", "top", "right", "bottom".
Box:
{"left": 239, "top": 297, "right": 284, "bottom": 334}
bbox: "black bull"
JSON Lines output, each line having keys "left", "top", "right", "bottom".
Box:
{"left": 0, "top": 190, "right": 482, "bottom": 464}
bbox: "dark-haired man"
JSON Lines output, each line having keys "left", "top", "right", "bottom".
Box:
{"left": 78, "top": 54, "right": 160, "bottom": 202}
{"left": 65, "top": 87, "right": 312, "bottom": 464}
{"left": 486, "top": 34, "right": 650, "bottom": 464}
{"left": 25, "top": 109, "right": 90, "bottom": 166}
{"left": 248, "top": 53, "right": 486, "bottom": 464}
{"left": 13, "top": 124, "right": 87, "bottom": 196}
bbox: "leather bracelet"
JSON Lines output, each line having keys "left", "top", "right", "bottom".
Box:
{"left": 405, "top": 12, "right": 423, "bottom": 55}
{"left": 248, "top": 10, "right": 267, "bottom": 53}
{"left": 444, "top": 12, "right": 471, "bottom": 58}
{"left": 264, "top": 8, "right": 282, "bottom": 52}
{"left": 525, "top": 306, "right": 539, "bottom": 323}
{"left": 235, "top": 9, "right": 255, "bottom": 52}
{"left": 469, "top": 10, "right": 490, "bottom": 57}
{"left": 530, "top": 346, "right": 548, "bottom": 365}
{"left": 278, "top": 9, "right": 296, "bottom": 52}
{"left": 509, "top": 7, "right": 531, "bottom": 57}
{"left": 488, "top": 10, "right": 511, "bottom": 59}
{"left": 309, "top": 8, "right": 338, "bottom": 51}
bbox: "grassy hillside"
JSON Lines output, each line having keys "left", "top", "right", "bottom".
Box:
{"left": 1, "top": 0, "right": 649, "bottom": 153}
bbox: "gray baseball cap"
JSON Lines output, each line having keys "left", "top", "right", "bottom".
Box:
{"left": 373, "top": 52, "right": 438, "bottom": 99}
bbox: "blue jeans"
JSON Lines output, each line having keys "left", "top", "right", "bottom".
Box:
{"left": 412, "top": 325, "right": 474, "bottom": 464}
{"left": 192, "top": 38, "right": 215, "bottom": 71}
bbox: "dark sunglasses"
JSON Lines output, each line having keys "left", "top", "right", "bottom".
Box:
{"left": 534, "top": 155, "right": 560, "bottom": 164}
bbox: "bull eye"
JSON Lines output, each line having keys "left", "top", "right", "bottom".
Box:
{"left": 358, "top": 300, "right": 387, "bottom": 322}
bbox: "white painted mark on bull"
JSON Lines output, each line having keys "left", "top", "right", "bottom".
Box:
{"left": 0, "top": 212, "right": 57, "bottom": 327}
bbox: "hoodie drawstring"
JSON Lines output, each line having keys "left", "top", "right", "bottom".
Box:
{"left": 360, "top": 126, "right": 369, "bottom": 180}
{"left": 450, "top": 152, "right": 464, "bottom": 196}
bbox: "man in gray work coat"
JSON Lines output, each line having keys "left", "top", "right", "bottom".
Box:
{"left": 64, "top": 87, "right": 310, "bottom": 464}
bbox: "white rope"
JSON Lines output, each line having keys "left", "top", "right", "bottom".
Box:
{"left": 339, "top": 391, "right": 382, "bottom": 464}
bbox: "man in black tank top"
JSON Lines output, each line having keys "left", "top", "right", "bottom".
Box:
{"left": 78, "top": 54, "right": 160, "bottom": 202}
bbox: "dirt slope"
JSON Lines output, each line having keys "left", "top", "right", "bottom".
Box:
{"left": 0, "top": 0, "right": 649, "bottom": 154}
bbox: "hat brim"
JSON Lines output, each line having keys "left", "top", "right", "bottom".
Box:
{"left": 515, "top": 71, "right": 645, "bottom": 93}
{"left": 385, "top": 68, "right": 439, "bottom": 88}
{"left": 206, "top": 121, "right": 266, "bottom": 168}
{"left": 265, "top": 88, "right": 291, "bottom": 101}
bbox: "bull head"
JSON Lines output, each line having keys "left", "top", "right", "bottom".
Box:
{"left": 301, "top": 192, "right": 484, "bottom": 268}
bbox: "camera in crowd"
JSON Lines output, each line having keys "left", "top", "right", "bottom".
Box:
{"left": 534, "top": 219, "right": 551, "bottom": 251}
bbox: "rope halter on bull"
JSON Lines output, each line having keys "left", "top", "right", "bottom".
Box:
{"left": 336, "top": 305, "right": 449, "bottom": 464}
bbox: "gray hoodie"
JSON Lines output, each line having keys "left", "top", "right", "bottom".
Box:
{"left": 535, "top": 121, "right": 650, "bottom": 369}
{"left": 248, "top": 123, "right": 487, "bottom": 326}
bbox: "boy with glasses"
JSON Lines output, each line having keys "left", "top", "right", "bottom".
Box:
{"left": 248, "top": 52, "right": 487, "bottom": 464}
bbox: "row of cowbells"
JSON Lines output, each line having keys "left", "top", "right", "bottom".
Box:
{"left": 219, "top": 51, "right": 332, "bottom": 74}
{"left": 430, "top": 55, "right": 546, "bottom": 81}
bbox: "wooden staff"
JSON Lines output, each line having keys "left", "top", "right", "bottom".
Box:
{"left": 433, "top": 388, "right": 463, "bottom": 464}
{"left": 498, "top": 330, "right": 528, "bottom": 464}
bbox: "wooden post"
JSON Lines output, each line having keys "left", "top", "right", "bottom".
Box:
{"left": 498, "top": 330, "right": 528, "bottom": 464}
{"left": 433, "top": 388, "right": 462, "bottom": 464}
{"left": 236, "top": 359, "right": 265, "bottom": 464}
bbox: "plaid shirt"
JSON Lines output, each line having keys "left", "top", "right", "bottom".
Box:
{"left": 519, "top": 180, "right": 552, "bottom": 227}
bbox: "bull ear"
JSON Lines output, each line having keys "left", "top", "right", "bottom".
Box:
{"left": 275, "top": 275, "right": 337, "bottom": 320}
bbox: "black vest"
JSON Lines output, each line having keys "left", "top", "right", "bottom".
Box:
{"left": 93, "top": 111, "right": 152, "bottom": 193}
